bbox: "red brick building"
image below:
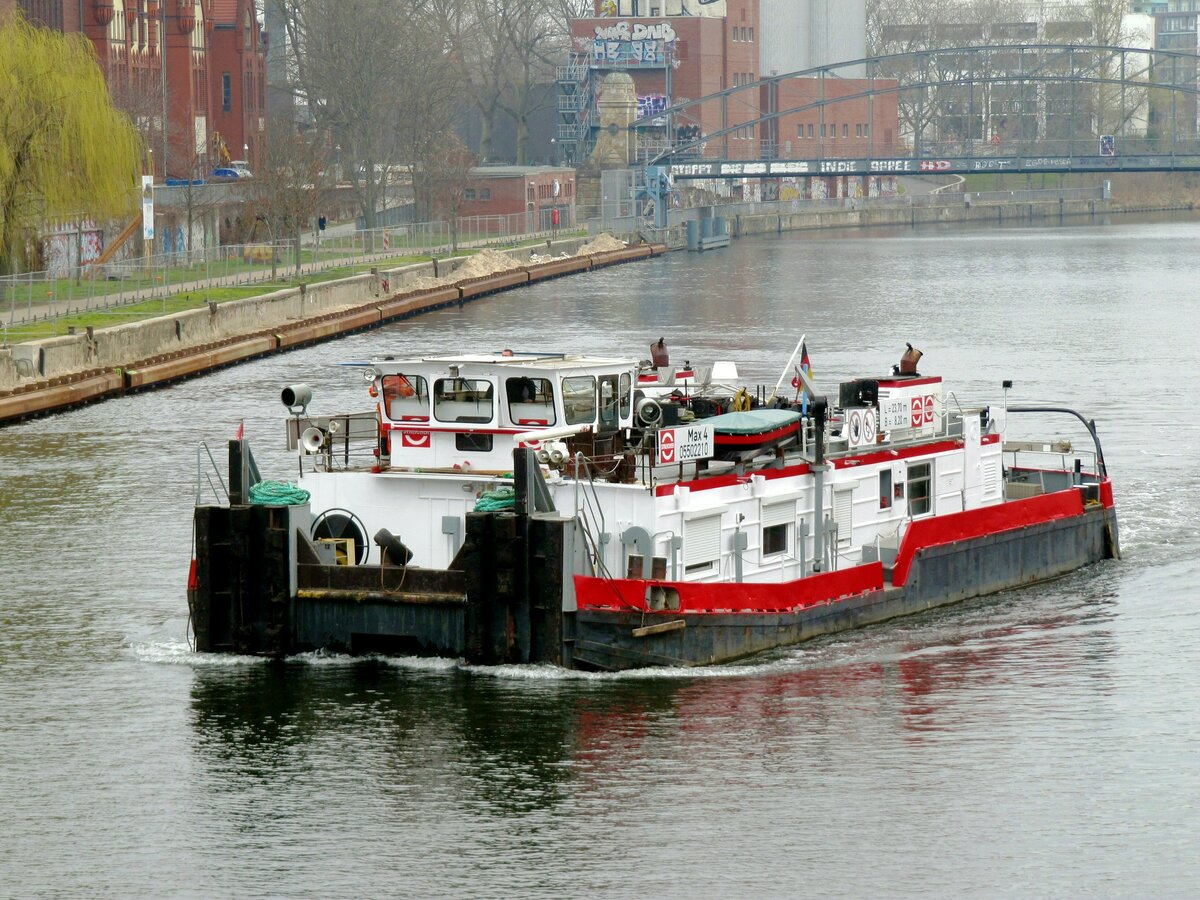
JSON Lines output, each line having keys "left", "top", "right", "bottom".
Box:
{"left": 5, "top": 0, "right": 265, "bottom": 178}
{"left": 459, "top": 167, "right": 577, "bottom": 233}
{"left": 208, "top": 0, "right": 266, "bottom": 168}
{"left": 565, "top": 0, "right": 897, "bottom": 165}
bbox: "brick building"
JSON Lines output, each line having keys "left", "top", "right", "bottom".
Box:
{"left": 459, "top": 167, "right": 577, "bottom": 233}
{"left": 561, "top": 0, "right": 897, "bottom": 167}
{"left": 4, "top": 0, "right": 266, "bottom": 178}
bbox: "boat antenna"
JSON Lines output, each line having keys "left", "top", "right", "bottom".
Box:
{"left": 1002, "top": 379, "right": 1012, "bottom": 429}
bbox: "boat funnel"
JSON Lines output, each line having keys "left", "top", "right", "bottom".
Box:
{"left": 650, "top": 337, "right": 669, "bottom": 369}
{"left": 899, "top": 343, "right": 922, "bottom": 376}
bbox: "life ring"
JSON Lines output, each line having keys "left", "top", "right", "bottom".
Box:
{"left": 732, "top": 389, "right": 752, "bottom": 412}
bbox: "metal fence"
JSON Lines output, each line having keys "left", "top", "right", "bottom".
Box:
{"left": 3, "top": 242, "right": 299, "bottom": 330}
{"left": 4, "top": 208, "right": 582, "bottom": 335}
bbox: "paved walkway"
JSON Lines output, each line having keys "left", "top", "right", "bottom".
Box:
{"left": 4, "top": 228, "right": 565, "bottom": 334}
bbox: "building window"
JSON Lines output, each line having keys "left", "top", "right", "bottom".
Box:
{"left": 222, "top": 72, "right": 231, "bottom": 112}
{"left": 856, "top": 123, "right": 863, "bottom": 137}
{"left": 465, "top": 188, "right": 476, "bottom": 200}
{"left": 908, "top": 462, "right": 933, "bottom": 517}
{"left": 798, "top": 124, "right": 804, "bottom": 138}
{"left": 808, "top": 123, "right": 814, "bottom": 138}
{"left": 732, "top": 25, "right": 738, "bottom": 41}
{"left": 864, "top": 123, "right": 870, "bottom": 137}
{"left": 748, "top": 27, "right": 754, "bottom": 42}
{"left": 820, "top": 124, "right": 826, "bottom": 137}
{"left": 480, "top": 188, "right": 491, "bottom": 200}
{"left": 843, "top": 123, "right": 849, "bottom": 138}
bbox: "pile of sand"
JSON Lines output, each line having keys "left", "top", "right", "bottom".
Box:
{"left": 447, "top": 248, "right": 523, "bottom": 281}
{"left": 577, "top": 234, "right": 626, "bottom": 254}
{"left": 529, "top": 252, "right": 570, "bottom": 263}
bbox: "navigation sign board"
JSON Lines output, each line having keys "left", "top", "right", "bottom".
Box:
{"left": 657, "top": 424, "right": 714, "bottom": 465}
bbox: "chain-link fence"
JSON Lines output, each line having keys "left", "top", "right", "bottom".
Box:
{"left": 2, "top": 242, "right": 298, "bottom": 330}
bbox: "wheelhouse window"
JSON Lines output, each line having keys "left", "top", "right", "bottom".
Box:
{"left": 505, "top": 377, "right": 556, "bottom": 426}
{"left": 434, "top": 378, "right": 494, "bottom": 423}
{"left": 561, "top": 376, "right": 596, "bottom": 425}
{"left": 908, "top": 461, "right": 933, "bottom": 516}
{"left": 599, "top": 375, "right": 620, "bottom": 430}
{"left": 619, "top": 373, "right": 632, "bottom": 418}
{"left": 455, "top": 433, "right": 493, "bottom": 453}
{"left": 382, "top": 374, "right": 429, "bottom": 421}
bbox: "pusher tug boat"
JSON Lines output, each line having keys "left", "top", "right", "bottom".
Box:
{"left": 188, "top": 340, "right": 1119, "bottom": 671}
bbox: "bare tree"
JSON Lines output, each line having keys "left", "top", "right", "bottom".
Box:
{"left": 249, "top": 121, "right": 337, "bottom": 276}
{"left": 274, "top": 0, "right": 461, "bottom": 228}
{"left": 422, "top": 132, "right": 477, "bottom": 251}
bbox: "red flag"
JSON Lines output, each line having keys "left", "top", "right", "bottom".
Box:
{"left": 235, "top": 420, "right": 244, "bottom": 441}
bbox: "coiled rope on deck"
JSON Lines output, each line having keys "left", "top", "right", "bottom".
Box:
{"left": 473, "top": 488, "right": 515, "bottom": 512}
{"left": 248, "top": 481, "right": 311, "bottom": 506}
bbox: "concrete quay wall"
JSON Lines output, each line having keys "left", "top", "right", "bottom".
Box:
{"left": 0, "top": 237, "right": 588, "bottom": 395}
{"left": 0, "top": 237, "right": 628, "bottom": 423}
{"left": 728, "top": 197, "right": 1108, "bottom": 238}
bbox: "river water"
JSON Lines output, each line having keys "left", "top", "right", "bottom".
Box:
{"left": 2, "top": 214, "right": 1199, "bottom": 896}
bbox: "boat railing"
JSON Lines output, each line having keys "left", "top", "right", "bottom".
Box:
{"left": 572, "top": 452, "right": 614, "bottom": 577}
{"left": 1003, "top": 443, "right": 1101, "bottom": 498}
{"left": 194, "top": 441, "right": 230, "bottom": 506}
{"left": 288, "top": 411, "right": 380, "bottom": 472}
{"left": 1006, "top": 406, "right": 1108, "bottom": 477}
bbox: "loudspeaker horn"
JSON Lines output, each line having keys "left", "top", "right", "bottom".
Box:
{"left": 301, "top": 426, "right": 324, "bottom": 453}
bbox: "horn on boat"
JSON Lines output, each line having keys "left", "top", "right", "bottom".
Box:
{"left": 300, "top": 426, "right": 325, "bottom": 453}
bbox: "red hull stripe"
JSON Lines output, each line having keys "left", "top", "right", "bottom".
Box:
{"left": 715, "top": 422, "right": 800, "bottom": 446}
{"left": 574, "top": 562, "right": 884, "bottom": 615}
{"left": 890, "top": 488, "right": 1087, "bottom": 586}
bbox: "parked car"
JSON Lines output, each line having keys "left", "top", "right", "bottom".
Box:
{"left": 229, "top": 160, "right": 253, "bottom": 178}
{"left": 212, "top": 167, "right": 241, "bottom": 179}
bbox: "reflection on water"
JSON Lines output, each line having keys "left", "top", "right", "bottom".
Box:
{"left": 2, "top": 214, "right": 1200, "bottom": 894}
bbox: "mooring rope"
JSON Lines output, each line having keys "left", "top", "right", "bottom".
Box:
{"left": 473, "top": 488, "right": 515, "bottom": 512}
{"left": 248, "top": 480, "right": 311, "bottom": 506}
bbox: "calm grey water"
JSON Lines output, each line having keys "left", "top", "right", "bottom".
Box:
{"left": 2, "top": 215, "right": 1199, "bottom": 897}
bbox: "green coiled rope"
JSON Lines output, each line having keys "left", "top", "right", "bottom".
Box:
{"left": 248, "top": 480, "right": 311, "bottom": 506}
{"left": 474, "top": 488, "right": 515, "bottom": 512}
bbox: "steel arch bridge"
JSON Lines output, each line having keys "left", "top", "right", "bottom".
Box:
{"left": 627, "top": 44, "right": 1200, "bottom": 180}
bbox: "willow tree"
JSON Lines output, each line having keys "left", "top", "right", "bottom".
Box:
{"left": 0, "top": 13, "right": 141, "bottom": 275}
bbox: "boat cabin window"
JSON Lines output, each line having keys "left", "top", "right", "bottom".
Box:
{"left": 620, "top": 373, "right": 632, "bottom": 418}
{"left": 907, "top": 461, "right": 932, "bottom": 516}
{"left": 382, "top": 374, "right": 429, "bottom": 421}
{"left": 562, "top": 376, "right": 597, "bottom": 425}
{"left": 456, "top": 433, "right": 493, "bottom": 452}
{"left": 599, "top": 375, "right": 619, "bottom": 430}
{"left": 505, "top": 377, "right": 556, "bottom": 426}
{"left": 434, "top": 378, "right": 494, "bottom": 424}
{"left": 879, "top": 469, "right": 893, "bottom": 510}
